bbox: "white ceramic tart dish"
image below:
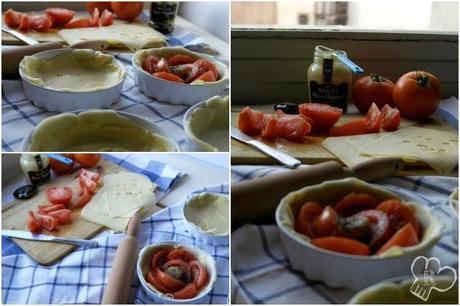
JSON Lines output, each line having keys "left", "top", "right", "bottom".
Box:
{"left": 184, "top": 96, "right": 229, "bottom": 152}
{"left": 182, "top": 192, "right": 229, "bottom": 246}
{"left": 348, "top": 276, "right": 458, "bottom": 304}
{"left": 21, "top": 110, "right": 179, "bottom": 152}
{"left": 137, "top": 242, "right": 217, "bottom": 304}
{"left": 275, "top": 178, "right": 442, "bottom": 291}
{"left": 132, "top": 47, "right": 228, "bottom": 106}
{"left": 449, "top": 188, "right": 458, "bottom": 243}
{"left": 19, "top": 48, "right": 127, "bottom": 113}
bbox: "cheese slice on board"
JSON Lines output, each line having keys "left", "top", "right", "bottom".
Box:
{"left": 59, "top": 23, "right": 167, "bottom": 51}
{"left": 358, "top": 127, "right": 458, "bottom": 174}
{"left": 81, "top": 172, "right": 157, "bottom": 232}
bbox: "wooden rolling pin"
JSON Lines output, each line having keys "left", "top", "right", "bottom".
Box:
{"left": 102, "top": 212, "right": 141, "bottom": 304}
{"left": 231, "top": 157, "right": 404, "bottom": 229}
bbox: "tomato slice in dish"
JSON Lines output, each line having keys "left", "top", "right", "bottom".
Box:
{"left": 356, "top": 209, "right": 391, "bottom": 251}
{"left": 168, "top": 54, "right": 195, "bottom": 66}
{"left": 46, "top": 186, "right": 73, "bottom": 205}
{"left": 48, "top": 209, "right": 72, "bottom": 225}
{"left": 142, "top": 55, "right": 160, "bottom": 74}
{"left": 312, "top": 206, "right": 340, "bottom": 237}
{"left": 334, "top": 193, "right": 380, "bottom": 217}
{"left": 4, "top": 9, "right": 23, "bottom": 28}
{"left": 376, "top": 223, "right": 419, "bottom": 255}
{"left": 381, "top": 104, "right": 401, "bottom": 131}
{"left": 155, "top": 268, "right": 186, "bottom": 291}
{"left": 173, "top": 283, "right": 198, "bottom": 299}
{"left": 299, "top": 103, "right": 343, "bottom": 130}
{"left": 45, "top": 8, "right": 75, "bottom": 26}
{"left": 146, "top": 270, "right": 172, "bottom": 294}
{"left": 166, "top": 248, "right": 196, "bottom": 262}
{"left": 329, "top": 118, "right": 367, "bottom": 136}
{"left": 295, "top": 201, "right": 323, "bottom": 238}
{"left": 311, "top": 236, "right": 370, "bottom": 256}
{"left": 195, "top": 71, "right": 216, "bottom": 82}
{"left": 27, "top": 211, "right": 42, "bottom": 233}
{"left": 238, "top": 107, "right": 266, "bottom": 136}
{"left": 153, "top": 72, "right": 185, "bottom": 83}
{"left": 365, "top": 103, "right": 382, "bottom": 133}
{"left": 376, "top": 199, "right": 419, "bottom": 235}
{"left": 190, "top": 260, "right": 209, "bottom": 289}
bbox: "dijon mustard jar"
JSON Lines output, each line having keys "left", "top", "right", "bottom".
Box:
{"left": 307, "top": 45, "right": 363, "bottom": 112}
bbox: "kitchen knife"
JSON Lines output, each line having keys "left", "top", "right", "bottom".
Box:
{"left": 2, "top": 229, "right": 99, "bottom": 248}
{"left": 232, "top": 127, "right": 301, "bottom": 169}
{"left": 231, "top": 157, "right": 404, "bottom": 228}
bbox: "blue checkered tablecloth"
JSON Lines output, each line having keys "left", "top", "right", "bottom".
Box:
{"left": 2, "top": 20, "right": 228, "bottom": 152}
{"left": 2, "top": 154, "right": 229, "bottom": 304}
{"left": 231, "top": 168, "right": 458, "bottom": 304}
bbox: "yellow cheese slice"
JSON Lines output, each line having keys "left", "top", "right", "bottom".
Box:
{"left": 358, "top": 127, "right": 458, "bottom": 174}
{"left": 58, "top": 23, "right": 167, "bottom": 51}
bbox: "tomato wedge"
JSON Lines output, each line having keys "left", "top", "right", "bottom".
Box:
{"left": 329, "top": 118, "right": 368, "bottom": 136}
{"left": 142, "top": 55, "right": 160, "bottom": 74}
{"left": 295, "top": 201, "right": 323, "bottom": 238}
{"left": 45, "top": 8, "right": 75, "bottom": 26}
{"left": 196, "top": 71, "right": 216, "bottom": 82}
{"left": 29, "top": 15, "right": 53, "bottom": 32}
{"left": 311, "top": 236, "right": 370, "bottom": 256}
{"left": 276, "top": 115, "right": 311, "bottom": 143}
{"left": 79, "top": 175, "right": 97, "bottom": 193}
{"left": 312, "top": 206, "right": 340, "bottom": 237}
{"left": 238, "top": 107, "right": 266, "bottom": 136}
{"left": 260, "top": 114, "right": 278, "bottom": 139}
{"left": 146, "top": 270, "right": 173, "bottom": 294}
{"left": 155, "top": 268, "right": 186, "bottom": 291}
{"left": 46, "top": 187, "right": 73, "bottom": 205}
{"left": 299, "top": 103, "right": 343, "bottom": 130}
{"left": 72, "top": 188, "right": 92, "bottom": 208}
{"left": 334, "top": 193, "right": 380, "bottom": 217}
{"left": 38, "top": 203, "right": 66, "bottom": 214}
{"left": 18, "top": 15, "right": 31, "bottom": 31}
{"left": 168, "top": 54, "right": 195, "bottom": 66}
{"left": 166, "top": 248, "right": 196, "bottom": 262}
{"left": 376, "top": 223, "right": 419, "bottom": 255}
{"left": 64, "top": 18, "right": 92, "bottom": 29}
{"left": 381, "top": 104, "right": 401, "bottom": 131}
{"left": 190, "top": 260, "right": 209, "bottom": 289}
{"left": 27, "top": 211, "right": 42, "bottom": 233}
{"left": 48, "top": 209, "right": 72, "bottom": 225}
{"left": 356, "top": 210, "right": 391, "bottom": 250}
{"left": 376, "top": 199, "right": 419, "bottom": 235}
{"left": 4, "top": 9, "right": 23, "bottom": 28}
{"left": 90, "top": 7, "right": 100, "bottom": 27}
{"left": 153, "top": 72, "right": 185, "bottom": 83}
{"left": 99, "top": 9, "right": 113, "bottom": 26}
{"left": 80, "top": 169, "right": 100, "bottom": 182}
{"left": 365, "top": 103, "right": 382, "bottom": 133}
{"left": 173, "top": 283, "right": 198, "bottom": 299}
{"left": 36, "top": 213, "right": 59, "bottom": 231}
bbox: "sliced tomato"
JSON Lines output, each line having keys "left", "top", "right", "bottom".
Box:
{"left": 381, "top": 104, "right": 401, "bottom": 131}
{"left": 162, "top": 259, "right": 192, "bottom": 281}
{"left": 29, "top": 15, "right": 53, "bottom": 32}
{"left": 195, "top": 71, "right": 217, "bottom": 82}
{"left": 299, "top": 103, "right": 343, "bottom": 130}
{"left": 329, "top": 118, "right": 368, "bottom": 136}
{"left": 90, "top": 7, "right": 100, "bottom": 27}
{"left": 168, "top": 54, "right": 195, "bottom": 66}
{"left": 45, "top": 187, "right": 73, "bottom": 205}
{"left": 376, "top": 199, "right": 419, "bottom": 235}
{"left": 190, "top": 260, "right": 209, "bottom": 290}
{"left": 99, "top": 9, "right": 113, "bottom": 26}
{"left": 166, "top": 248, "right": 196, "bottom": 262}
{"left": 80, "top": 169, "right": 100, "bottom": 182}
{"left": 142, "top": 55, "right": 160, "bottom": 74}
{"left": 173, "top": 283, "right": 198, "bottom": 299}
{"left": 311, "top": 236, "right": 370, "bottom": 256}
{"left": 79, "top": 175, "right": 97, "bottom": 193}
{"left": 356, "top": 209, "right": 391, "bottom": 251}
{"left": 295, "top": 201, "right": 323, "bottom": 238}
{"left": 276, "top": 115, "right": 311, "bottom": 143}
{"left": 312, "top": 206, "right": 340, "bottom": 237}
{"left": 155, "top": 268, "right": 185, "bottom": 291}
{"left": 36, "top": 213, "right": 59, "bottom": 231}
{"left": 4, "top": 9, "right": 23, "bottom": 28}
{"left": 146, "top": 270, "right": 172, "bottom": 294}
{"left": 71, "top": 188, "right": 92, "bottom": 208}
{"left": 18, "top": 15, "right": 31, "bottom": 31}
{"left": 48, "top": 209, "right": 72, "bottom": 225}
{"left": 260, "top": 114, "right": 278, "bottom": 139}
{"left": 64, "top": 18, "right": 92, "bottom": 29}
{"left": 334, "top": 193, "right": 380, "bottom": 217}
{"left": 365, "top": 103, "right": 382, "bottom": 133}
{"left": 37, "top": 203, "right": 66, "bottom": 214}
{"left": 45, "top": 8, "right": 75, "bottom": 26}
{"left": 151, "top": 249, "right": 169, "bottom": 269}
{"left": 154, "top": 58, "right": 170, "bottom": 73}
{"left": 153, "top": 72, "right": 185, "bottom": 83}
{"left": 27, "top": 211, "right": 42, "bottom": 233}
{"left": 376, "top": 223, "right": 419, "bottom": 255}
{"left": 188, "top": 59, "right": 219, "bottom": 82}
{"left": 238, "top": 107, "right": 265, "bottom": 136}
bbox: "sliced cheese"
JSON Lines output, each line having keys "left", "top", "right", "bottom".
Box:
{"left": 81, "top": 172, "right": 157, "bottom": 231}
{"left": 358, "top": 127, "right": 458, "bottom": 174}
{"left": 58, "top": 23, "right": 167, "bottom": 51}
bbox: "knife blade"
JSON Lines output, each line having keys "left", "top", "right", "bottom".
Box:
{"left": 2, "top": 230, "right": 99, "bottom": 248}
{"left": 2, "top": 26, "right": 39, "bottom": 45}
{"left": 231, "top": 127, "right": 301, "bottom": 168}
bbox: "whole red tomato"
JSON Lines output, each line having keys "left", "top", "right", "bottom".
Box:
{"left": 352, "top": 74, "right": 395, "bottom": 114}
{"left": 393, "top": 71, "right": 441, "bottom": 120}
{"left": 110, "top": 2, "right": 143, "bottom": 20}
{"left": 49, "top": 154, "right": 74, "bottom": 174}
{"left": 74, "top": 154, "right": 101, "bottom": 168}
{"left": 86, "top": 2, "right": 112, "bottom": 14}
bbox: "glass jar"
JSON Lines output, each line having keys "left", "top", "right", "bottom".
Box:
{"left": 20, "top": 154, "right": 50, "bottom": 185}
{"left": 307, "top": 45, "right": 352, "bottom": 112}
{"left": 149, "top": 2, "right": 179, "bottom": 34}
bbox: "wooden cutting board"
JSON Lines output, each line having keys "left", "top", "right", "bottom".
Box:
{"left": 2, "top": 158, "right": 147, "bottom": 265}
{"left": 231, "top": 105, "right": 458, "bottom": 176}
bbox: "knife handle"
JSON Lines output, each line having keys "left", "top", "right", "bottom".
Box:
{"left": 247, "top": 140, "right": 301, "bottom": 168}
{"left": 2, "top": 41, "right": 63, "bottom": 79}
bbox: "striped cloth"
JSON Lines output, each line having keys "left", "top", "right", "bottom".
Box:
{"left": 231, "top": 167, "right": 458, "bottom": 304}
{"left": 2, "top": 26, "right": 227, "bottom": 152}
